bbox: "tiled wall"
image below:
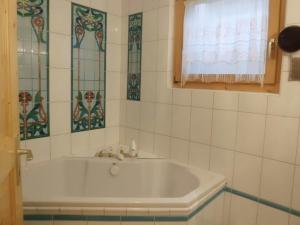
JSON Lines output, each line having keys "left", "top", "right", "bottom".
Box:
{"left": 120, "top": 0, "right": 300, "bottom": 224}
{"left": 21, "top": 0, "right": 124, "bottom": 163}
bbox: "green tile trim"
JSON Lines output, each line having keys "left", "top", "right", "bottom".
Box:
{"left": 24, "top": 187, "right": 300, "bottom": 222}
{"left": 224, "top": 187, "right": 300, "bottom": 217}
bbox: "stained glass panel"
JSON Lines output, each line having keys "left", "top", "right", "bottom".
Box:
{"left": 127, "top": 13, "right": 143, "bottom": 101}
{"left": 17, "top": 0, "right": 49, "bottom": 140}
{"left": 71, "top": 3, "right": 106, "bottom": 133}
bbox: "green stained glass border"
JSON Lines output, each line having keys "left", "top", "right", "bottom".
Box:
{"left": 17, "top": 0, "right": 50, "bottom": 140}
{"left": 71, "top": 3, "right": 107, "bottom": 133}
{"left": 127, "top": 13, "right": 143, "bottom": 101}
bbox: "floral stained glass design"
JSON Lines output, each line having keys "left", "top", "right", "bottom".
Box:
{"left": 17, "top": 0, "right": 49, "bottom": 140}
{"left": 127, "top": 13, "right": 143, "bottom": 101}
{"left": 72, "top": 4, "right": 106, "bottom": 133}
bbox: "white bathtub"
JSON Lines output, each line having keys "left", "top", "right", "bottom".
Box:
{"left": 22, "top": 157, "right": 226, "bottom": 217}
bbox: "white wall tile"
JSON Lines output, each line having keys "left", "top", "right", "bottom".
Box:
{"left": 233, "top": 152, "right": 262, "bottom": 196}
{"left": 71, "top": 131, "right": 90, "bottom": 156}
{"left": 143, "top": 10, "right": 158, "bottom": 42}
{"left": 189, "top": 142, "right": 210, "bottom": 170}
{"left": 107, "top": 72, "right": 121, "bottom": 100}
{"left": 50, "top": 102, "right": 70, "bottom": 135}
{"left": 155, "top": 103, "right": 172, "bottom": 135}
{"left": 49, "top": 68, "right": 71, "bottom": 102}
{"left": 257, "top": 205, "right": 289, "bottom": 225}
{"left": 268, "top": 89, "right": 300, "bottom": 117}
{"left": 213, "top": 92, "right": 238, "bottom": 111}
{"left": 173, "top": 89, "right": 192, "bottom": 106}
{"left": 238, "top": 93, "right": 267, "bottom": 114}
{"left": 71, "top": 0, "right": 89, "bottom": 5}
{"left": 141, "top": 72, "right": 157, "bottom": 102}
{"left": 292, "top": 166, "right": 300, "bottom": 211}
{"left": 229, "top": 195, "right": 258, "bottom": 225}
{"left": 157, "top": 40, "right": 171, "bottom": 72}
{"left": 285, "top": 0, "right": 300, "bottom": 24}
{"left": 210, "top": 147, "right": 235, "bottom": 185}
{"left": 50, "top": 0, "right": 71, "bottom": 35}
{"left": 90, "top": 0, "right": 107, "bottom": 11}
{"left": 89, "top": 129, "right": 105, "bottom": 154}
{"left": 121, "top": 222, "right": 154, "bottom": 225}
{"left": 236, "top": 113, "right": 265, "bottom": 156}
{"left": 296, "top": 133, "right": 300, "bottom": 166}
{"left": 260, "top": 159, "right": 294, "bottom": 207}
{"left": 212, "top": 110, "right": 237, "bottom": 150}
{"left": 126, "top": 101, "right": 140, "bottom": 129}
{"left": 172, "top": 105, "right": 191, "bottom": 140}
{"left": 140, "top": 102, "right": 156, "bottom": 132}
{"left": 54, "top": 221, "right": 87, "bottom": 225}
{"left": 50, "top": 134, "right": 71, "bottom": 159}
{"left": 289, "top": 215, "right": 300, "bottom": 225}
{"left": 171, "top": 138, "right": 189, "bottom": 163}
{"left": 88, "top": 221, "right": 120, "bottom": 225}
{"left": 107, "top": 0, "right": 122, "bottom": 16}
{"left": 158, "top": 6, "right": 171, "bottom": 40}
{"left": 107, "top": 44, "right": 122, "bottom": 72}
{"left": 107, "top": 100, "right": 121, "bottom": 127}
{"left": 50, "top": 33, "right": 70, "bottom": 69}
{"left": 25, "top": 221, "right": 53, "bottom": 225}
{"left": 154, "top": 134, "right": 171, "bottom": 158}
{"left": 26, "top": 138, "right": 51, "bottom": 163}
{"left": 106, "top": 14, "right": 122, "bottom": 44}
{"left": 142, "top": 41, "right": 158, "bottom": 72}
{"left": 190, "top": 108, "right": 212, "bottom": 145}
{"left": 127, "top": 0, "right": 143, "bottom": 14}
{"left": 105, "top": 127, "right": 120, "bottom": 146}
{"left": 191, "top": 90, "right": 214, "bottom": 109}
{"left": 139, "top": 131, "right": 154, "bottom": 153}
{"left": 264, "top": 116, "right": 299, "bottom": 163}
{"left": 156, "top": 72, "right": 173, "bottom": 104}
{"left": 143, "top": 0, "right": 159, "bottom": 11}
{"left": 123, "top": 127, "right": 139, "bottom": 147}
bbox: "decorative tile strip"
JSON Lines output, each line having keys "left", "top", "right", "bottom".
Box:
{"left": 127, "top": 13, "right": 143, "bottom": 101}
{"left": 24, "top": 187, "right": 300, "bottom": 222}
{"left": 71, "top": 3, "right": 106, "bottom": 133}
{"left": 17, "top": 0, "right": 50, "bottom": 140}
{"left": 224, "top": 187, "right": 296, "bottom": 215}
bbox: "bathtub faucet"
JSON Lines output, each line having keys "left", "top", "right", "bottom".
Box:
{"left": 94, "top": 147, "right": 114, "bottom": 158}
{"left": 94, "top": 147, "right": 125, "bottom": 161}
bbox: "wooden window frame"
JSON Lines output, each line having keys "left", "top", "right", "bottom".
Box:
{"left": 173, "top": 0, "right": 287, "bottom": 93}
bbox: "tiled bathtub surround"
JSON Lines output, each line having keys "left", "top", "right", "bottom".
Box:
{"left": 20, "top": 0, "right": 123, "bottom": 161}
{"left": 120, "top": 0, "right": 300, "bottom": 224}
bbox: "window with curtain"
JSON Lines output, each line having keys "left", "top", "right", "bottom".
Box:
{"left": 173, "top": 0, "right": 285, "bottom": 93}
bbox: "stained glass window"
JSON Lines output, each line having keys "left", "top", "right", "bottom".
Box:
{"left": 71, "top": 3, "right": 106, "bottom": 133}
{"left": 127, "top": 13, "right": 143, "bottom": 101}
{"left": 17, "top": 0, "right": 49, "bottom": 140}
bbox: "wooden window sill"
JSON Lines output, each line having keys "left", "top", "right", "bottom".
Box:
{"left": 173, "top": 81, "right": 280, "bottom": 94}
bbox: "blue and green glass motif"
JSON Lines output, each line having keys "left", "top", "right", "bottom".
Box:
{"left": 17, "top": 0, "right": 49, "bottom": 140}
{"left": 71, "top": 3, "right": 106, "bottom": 133}
{"left": 127, "top": 13, "right": 143, "bottom": 101}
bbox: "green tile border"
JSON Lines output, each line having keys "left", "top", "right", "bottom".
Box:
{"left": 225, "top": 187, "right": 297, "bottom": 216}
{"left": 24, "top": 187, "right": 300, "bottom": 222}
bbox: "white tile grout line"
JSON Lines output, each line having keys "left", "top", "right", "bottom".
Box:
{"left": 255, "top": 93, "right": 269, "bottom": 225}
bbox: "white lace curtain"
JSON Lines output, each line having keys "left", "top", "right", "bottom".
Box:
{"left": 182, "top": 0, "right": 269, "bottom": 84}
